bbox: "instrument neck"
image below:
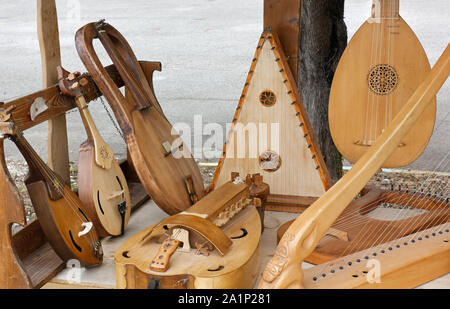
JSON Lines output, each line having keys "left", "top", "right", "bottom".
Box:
{"left": 12, "top": 132, "right": 64, "bottom": 199}
{"left": 371, "top": 0, "right": 399, "bottom": 20}
{"left": 75, "top": 94, "right": 97, "bottom": 141}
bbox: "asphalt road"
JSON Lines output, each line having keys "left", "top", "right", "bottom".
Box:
{"left": 0, "top": 0, "right": 448, "bottom": 172}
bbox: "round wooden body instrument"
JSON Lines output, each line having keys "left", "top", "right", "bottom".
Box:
{"left": 328, "top": 0, "right": 436, "bottom": 167}
{"left": 75, "top": 21, "right": 204, "bottom": 215}
{"left": 115, "top": 182, "right": 262, "bottom": 289}
{"left": 0, "top": 109, "right": 103, "bottom": 267}
{"left": 58, "top": 67, "right": 131, "bottom": 238}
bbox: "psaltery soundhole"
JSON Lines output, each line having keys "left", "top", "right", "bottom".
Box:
{"left": 259, "top": 150, "right": 281, "bottom": 172}
{"left": 259, "top": 90, "right": 276, "bottom": 107}
{"left": 367, "top": 64, "right": 399, "bottom": 95}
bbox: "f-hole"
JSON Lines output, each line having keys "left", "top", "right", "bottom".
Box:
{"left": 231, "top": 228, "right": 248, "bottom": 239}
{"left": 116, "top": 176, "right": 124, "bottom": 190}
{"left": 78, "top": 208, "right": 89, "bottom": 221}
{"left": 69, "top": 230, "right": 83, "bottom": 252}
{"left": 97, "top": 190, "right": 105, "bottom": 215}
{"left": 208, "top": 265, "right": 224, "bottom": 272}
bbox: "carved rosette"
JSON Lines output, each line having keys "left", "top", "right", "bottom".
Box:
{"left": 367, "top": 64, "right": 399, "bottom": 95}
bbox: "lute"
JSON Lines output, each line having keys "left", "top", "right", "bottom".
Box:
{"left": 58, "top": 67, "right": 131, "bottom": 237}
{"left": 0, "top": 108, "right": 103, "bottom": 266}
{"left": 328, "top": 0, "right": 436, "bottom": 167}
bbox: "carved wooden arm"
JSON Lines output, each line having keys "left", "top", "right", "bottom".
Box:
{"left": 259, "top": 44, "right": 450, "bottom": 289}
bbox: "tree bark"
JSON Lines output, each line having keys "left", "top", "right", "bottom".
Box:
{"left": 298, "top": 0, "right": 347, "bottom": 183}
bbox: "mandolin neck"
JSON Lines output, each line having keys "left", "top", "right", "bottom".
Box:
{"left": 11, "top": 132, "right": 64, "bottom": 200}
{"left": 75, "top": 94, "right": 99, "bottom": 142}
{"left": 371, "top": 0, "right": 399, "bottom": 20}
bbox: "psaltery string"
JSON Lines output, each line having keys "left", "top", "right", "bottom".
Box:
{"left": 320, "top": 112, "right": 450, "bottom": 234}
{"left": 321, "top": 155, "right": 449, "bottom": 233}
{"left": 319, "top": 153, "right": 449, "bottom": 243}
{"left": 313, "top": 153, "right": 449, "bottom": 278}
{"left": 312, "top": 109, "right": 450, "bottom": 276}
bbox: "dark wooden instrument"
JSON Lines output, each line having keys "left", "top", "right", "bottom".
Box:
{"left": 58, "top": 66, "right": 131, "bottom": 237}
{"left": 328, "top": 0, "right": 436, "bottom": 167}
{"left": 115, "top": 177, "right": 264, "bottom": 289}
{"left": 75, "top": 20, "right": 204, "bottom": 215}
{"left": 0, "top": 130, "right": 32, "bottom": 288}
{"left": 0, "top": 108, "right": 103, "bottom": 267}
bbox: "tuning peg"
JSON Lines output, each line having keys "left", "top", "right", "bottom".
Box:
{"left": 71, "top": 82, "right": 80, "bottom": 90}
{"left": 79, "top": 78, "right": 89, "bottom": 87}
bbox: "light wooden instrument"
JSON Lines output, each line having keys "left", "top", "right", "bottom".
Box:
{"left": 115, "top": 180, "right": 263, "bottom": 289}
{"left": 75, "top": 20, "right": 205, "bottom": 215}
{"left": 58, "top": 67, "right": 131, "bottom": 237}
{"left": 211, "top": 31, "right": 331, "bottom": 208}
{"left": 0, "top": 108, "right": 103, "bottom": 267}
{"left": 259, "top": 43, "right": 450, "bottom": 289}
{"left": 278, "top": 186, "right": 450, "bottom": 264}
{"left": 328, "top": 0, "right": 436, "bottom": 167}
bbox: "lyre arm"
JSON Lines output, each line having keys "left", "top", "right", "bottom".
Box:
{"left": 258, "top": 44, "right": 450, "bottom": 289}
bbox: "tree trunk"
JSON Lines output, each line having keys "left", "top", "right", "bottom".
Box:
{"left": 298, "top": 0, "right": 347, "bottom": 183}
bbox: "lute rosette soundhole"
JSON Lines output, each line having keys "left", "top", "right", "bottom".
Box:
{"left": 367, "top": 64, "right": 399, "bottom": 95}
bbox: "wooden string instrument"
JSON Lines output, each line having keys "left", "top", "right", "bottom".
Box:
{"left": 277, "top": 185, "right": 450, "bottom": 264}
{"left": 259, "top": 43, "right": 450, "bottom": 288}
{"left": 115, "top": 174, "right": 265, "bottom": 289}
{"left": 0, "top": 108, "right": 103, "bottom": 267}
{"left": 0, "top": 132, "right": 32, "bottom": 288}
{"left": 211, "top": 31, "right": 332, "bottom": 205}
{"left": 75, "top": 20, "right": 204, "bottom": 215}
{"left": 328, "top": 0, "right": 436, "bottom": 167}
{"left": 58, "top": 66, "right": 131, "bottom": 237}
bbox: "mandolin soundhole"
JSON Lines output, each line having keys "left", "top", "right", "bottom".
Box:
{"left": 259, "top": 90, "right": 277, "bottom": 107}
{"left": 367, "top": 64, "right": 399, "bottom": 95}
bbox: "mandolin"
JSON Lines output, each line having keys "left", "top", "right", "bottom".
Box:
{"left": 328, "top": 0, "right": 436, "bottom": 167}
{"left": 75, "top": 20, "right": 205, "bottom": 215}
{"left": 0, "top": 108, "right": 103, "bottom": 267}
{"left": 58, "top": 67, "right": 131, "bottom": 237}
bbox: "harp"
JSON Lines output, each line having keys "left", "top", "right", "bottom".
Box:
{"left": 259, "top": 44, "right": 450, "bottom": 289}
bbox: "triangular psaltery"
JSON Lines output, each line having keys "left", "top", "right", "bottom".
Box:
{"left": 211, "top": 31, "right": 331, "bottom": 205}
